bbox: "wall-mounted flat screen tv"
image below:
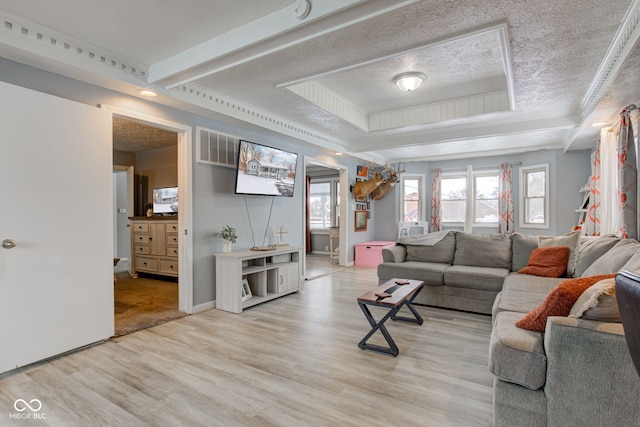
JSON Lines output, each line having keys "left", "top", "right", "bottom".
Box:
{"left": 235, "top": 140, "right": 298, "bottom": 197}
{"left": 153, "top": 187, "right": 178, "bottom": 214}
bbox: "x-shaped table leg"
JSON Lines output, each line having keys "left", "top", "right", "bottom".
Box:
{"left": 357, "top": 290, "right": 424, "bottom": 356}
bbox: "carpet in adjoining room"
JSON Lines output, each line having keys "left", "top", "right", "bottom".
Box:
{"left": 114, "top": 271, "right": 186, "bottom": 336}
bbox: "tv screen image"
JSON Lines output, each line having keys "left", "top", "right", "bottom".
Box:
{"left": 235, "top": 140, "right": 298, "bottom": 197}
{"left": 153, "top": 187, "right": 178, "bottom": 214}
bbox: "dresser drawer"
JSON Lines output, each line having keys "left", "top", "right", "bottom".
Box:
{"left": 134, "top": 244, "right": 150, "bottom": 255}
{"left": 166, "top": 246, "right": 178, "bottom": 257}
{"left": 132, "top": 222, "right": 149, "bottom": 233}
{"left": 133, "top": 233, "right": 149, "bottom": 244}
{"left": 135, "top": 256, "right": 158, "bottom": 272}
{"left": 159, "top": 259, "right": 179, "bottom": 275}
{"left": 166, "top": 235, "right": 178, "bottom": 246}
{"left": 165, "top": 223, "right": 178, "bottom": 233}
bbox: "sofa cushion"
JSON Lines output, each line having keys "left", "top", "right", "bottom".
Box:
{"left": 502, "top": 273, "right": 565, "bottom": 295}
{"left": 620, "top": 250, "right": 640, "bottom": 271}
{"left": 515, "top": 274, "right": 616, "bottom": 332}
{"left": 489, "top": 311, "right": 547, "bottom": 390}
{"left": 404, "top": 231, "right": 456, "bottom": 263}
{"left": 444, "top": 265, "right": 509, "bottom": 292}
{"left": 377, "top": 261, "right": 448, "bottom": 285}
{"left": 492, "top": 290, "right": 548, "bottom": 317}
{"left": 511, "top": 233, "right": 540, "bottom": 272}
{"left": 581, "top": 239, "right": 640, "bottom": 277}
{"left": 538, "top": 231, "right": 580, "bottom": 276}
{"left": 518, "top": 246, "right": 570, "bottom": 278}
{"left": 453, "top": 233, "right": 512, "bottom": 269}
{"left": 573, "top": 235, "right": 620, "bottom": 277}
{"left": 569, "top": 277, "right": 621, "bottom": 322}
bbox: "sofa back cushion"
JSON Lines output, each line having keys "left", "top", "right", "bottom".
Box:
{"left": 581, "top": 239, "right": 640, "bottom": 277}
{"left": 453, "top": 233, "right": 512, "bottom": 269}
{"left": 538, "top": 231, "right": 580, "bottom": 276}
{"left": 405, "top": 231, "right": 456, "bottom": 263}
{"left": 511, "top": 233, "right": 540, "bottom": 271}
{"left": 573, "top": 235, "right": 620, "bottom": 278}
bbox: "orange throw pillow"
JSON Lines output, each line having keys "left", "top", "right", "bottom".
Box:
{"left": 518, "top": 246, "right": 570, "bottom": 278}
{"left": 515, "top": 274, "right": 616, "bottom": 332}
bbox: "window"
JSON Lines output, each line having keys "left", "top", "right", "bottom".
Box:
{"left": 441, "top": 169, "right": 499, "bottom": 227}
{"left": 309, "top": 180, "right": 339, "bottom": 229}
{"left": 441, "top": 175, "right": 467, "bottom": 223}
{"left": 474, "top": 173, "right": 499, "bottom": 223}
{"left": 401, "top": 174, "right": 425, "bottom": 221}
{"left": 520, "top": 164, "right": 549, "bottom": 228}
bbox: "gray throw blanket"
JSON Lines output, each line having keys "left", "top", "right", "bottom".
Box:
{"left": 397, "top": 230, "right": 450, "bottom": 246}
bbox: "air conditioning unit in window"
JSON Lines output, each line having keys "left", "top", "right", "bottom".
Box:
{"left": 398, "top": 221, "right": 429, "bottom": 239}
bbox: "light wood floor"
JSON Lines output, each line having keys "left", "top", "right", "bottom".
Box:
{"left": 0, "top": 265, "right": 493, "bottom": 426}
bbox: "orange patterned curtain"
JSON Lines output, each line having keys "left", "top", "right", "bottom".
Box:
{"left": 617, "top": 109, "right": 637, "bottom": 239}
{"left": 585, "top": 139, "right": 602, "bottom": 236}
{"left": 498, "top": 163, "right": 514, "bottom": 235}
{"left": 429, "top": 168, "right": 442, "bottom": 232}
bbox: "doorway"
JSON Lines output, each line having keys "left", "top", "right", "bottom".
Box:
{"left": 304, "top": 158, "right": 349, "bottom": 280}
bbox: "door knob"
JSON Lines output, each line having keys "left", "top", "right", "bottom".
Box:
{"left": 2, "top": 239, "right": 17, "bottom": 249}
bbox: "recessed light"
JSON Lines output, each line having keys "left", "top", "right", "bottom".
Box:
{"left": 591, "top": 121, "right": 609, "bottom": 127}
{"left": 335, "top": 152, "right": 343, "bottom": 156}
{"left": 138, "top": 89, "right": 157, "bottom": 97}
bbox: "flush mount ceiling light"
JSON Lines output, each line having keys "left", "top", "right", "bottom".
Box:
{"left": 393, "top": 72, "right": 426, "bottom": 92}
{"left": 138, "top": 89, "right": 157, "bottom": 97}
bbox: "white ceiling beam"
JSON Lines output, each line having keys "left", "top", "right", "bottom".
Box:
{"left": 347, "top": 116, "right": 577, "bottom": 152}
{"left": 148, "top": 0, "right": 419, "bottom": 89}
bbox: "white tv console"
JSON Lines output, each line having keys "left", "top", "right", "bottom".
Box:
{"left": 215, "top": 246, "right": 302, "bottom": 313}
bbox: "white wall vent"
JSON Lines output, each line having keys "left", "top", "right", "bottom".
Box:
{"left": 197, "top": 126, "right": 239, "bottom": 168}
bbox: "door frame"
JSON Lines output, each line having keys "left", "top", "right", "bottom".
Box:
{"left": 303, "top": 156, "right": 349, "bottom": 272}
{"left": 101, "top": 104, "right": 194, "bottom": 314}
{"left": 113, "top": 165, "right": 135, "bottom": 277}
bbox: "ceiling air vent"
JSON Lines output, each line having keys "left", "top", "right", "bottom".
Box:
{"left": 197, "top": 126, "right": 239, "bottom": 168}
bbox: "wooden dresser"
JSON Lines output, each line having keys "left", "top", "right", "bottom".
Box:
{"left": 129, "top": 217, "right": 178, "bottom": 278}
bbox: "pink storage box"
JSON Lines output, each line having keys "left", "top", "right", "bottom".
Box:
{"left": 355, "top": 241, "right": 396, "bottom": 267}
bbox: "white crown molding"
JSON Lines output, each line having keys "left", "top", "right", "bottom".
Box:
{"left": 0, "top": 11, "right": 149, "bottom": 84}
{"left": 564, "top": 0, "right": 640, "bottom": 150}
{"left": 171, "top": 83, "right": 350, "bottom": 153}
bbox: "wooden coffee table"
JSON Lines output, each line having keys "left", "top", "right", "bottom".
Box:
{"left": 357, "top": 278, "right": 424, "bottom": 356}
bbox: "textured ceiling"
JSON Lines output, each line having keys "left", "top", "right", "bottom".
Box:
{"left": 1, "top": 0, "right": 639, "bottom": 162}
{"left": 112, "top": 118, "right": 176, "bottom": 153}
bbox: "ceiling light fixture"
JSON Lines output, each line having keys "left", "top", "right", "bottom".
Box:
{"left": 393, "top": 72, "right": 426, "bottom": 92}
{"left": 591, "top": 121, "right": 609, "bottom": 127}
{"left": 138, "top": 89, "right": 157, "bottom": 97}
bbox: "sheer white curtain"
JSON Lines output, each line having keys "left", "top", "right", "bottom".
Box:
{"left": 599, "top": 127, "right": 620, "bottom": 234}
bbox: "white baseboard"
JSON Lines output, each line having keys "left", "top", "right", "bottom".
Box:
{"left": 193, "top": 300, "right": 216, "bottom": 313}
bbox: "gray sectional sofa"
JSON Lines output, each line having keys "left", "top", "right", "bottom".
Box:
{"left": 377, "top": 231, "right": 640, "bottom": 426}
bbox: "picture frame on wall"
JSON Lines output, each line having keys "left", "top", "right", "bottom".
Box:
{"left": 355, "top": 210, "right": 367, "bottom": 232}
{"left": 241, "top": 278, "right": 253, "bottom": 302}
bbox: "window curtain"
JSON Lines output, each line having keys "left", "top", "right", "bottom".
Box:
{"left": 498, "top": 163, "right": 514, "bottom": 235}
{"left": 305, "top": 175, "right": 312, "bottom": 253}
{"left": 429, "top": 168, "right": 442, "bottom": 232}
{"left": 617, "top": 109, "right": 638, "bottom": 239}
{"left": 584, "top": 139, "right": 602, "bottom": 236}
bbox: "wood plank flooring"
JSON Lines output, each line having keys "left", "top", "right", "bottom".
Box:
{"left": 0, "top": 265, "right": 493, "bottom": 426}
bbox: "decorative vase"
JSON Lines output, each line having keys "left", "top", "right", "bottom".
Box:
{"left": 223, "top": 241, "right": 232, "bottom": 253}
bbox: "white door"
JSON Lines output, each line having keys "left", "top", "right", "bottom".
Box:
{"left": 0, "top": 81, "right": 114, "bottom": 374}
